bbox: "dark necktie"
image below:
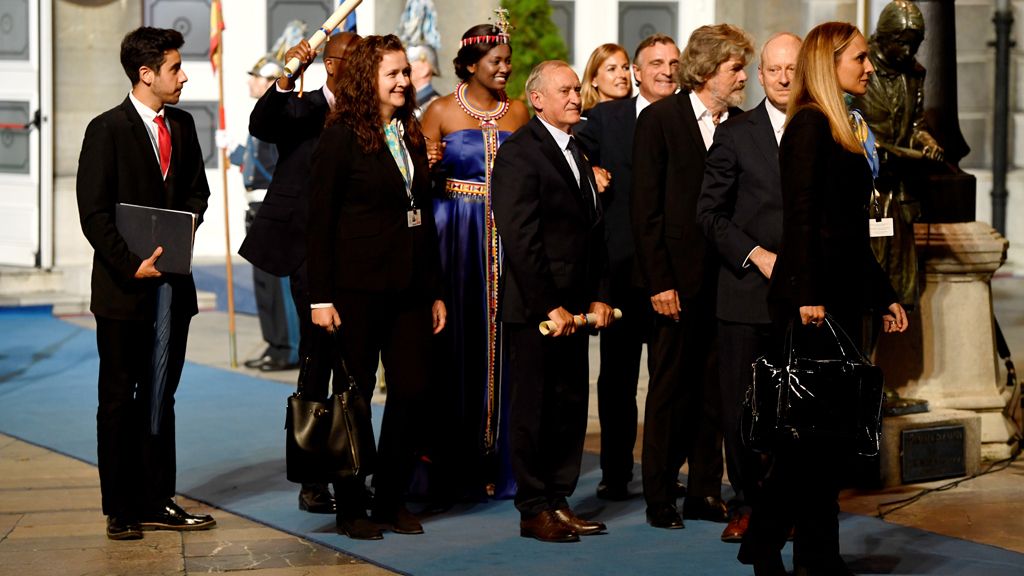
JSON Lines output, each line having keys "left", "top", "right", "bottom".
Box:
{"left": 566, "top": 137, "right": 596, "bottom": 219}
{"left": 153, "top": 115, "right": 171, "bottom": 178}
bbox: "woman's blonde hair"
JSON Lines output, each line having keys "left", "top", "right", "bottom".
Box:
{"left": 677, "top": 24, "right": 754, "bottom": 92}
{"left": 786, "top": 21, "right": 862, "bottom": 154}
{"left": 580, "top": 43, "right": 629, "bottom": 111}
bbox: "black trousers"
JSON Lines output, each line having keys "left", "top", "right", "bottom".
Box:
{"left": 95, "top": 313, "right": 190, "bottom": 518}
{"left": 330, "top": 290, "right": 432, "bottom": 517}
{"left": 596, "top": 275, "right": 648, "bottom": 485}
{"left": 247, "top": 202, "right": 298, "bottom": 364}
{"left": 718, "top": 319, "right": 775, "bottom": 511}
{"left": 506, "top": 322, "right": 590, "bottom": 518}
{"left": 642, "top": 296, "right": 722, "bottom": 507}
{"left": 740, "top": 310, "right": 863, "bottom": 569}
{"left": 288, "top": 260, "right": 334, "bottom": 400}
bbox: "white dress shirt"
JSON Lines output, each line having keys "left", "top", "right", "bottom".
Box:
{"left": 689, "top": 91, "right": 729, "bottom": 150}
{"left": 128, "top": 91, "right": 168, "bottom": 180}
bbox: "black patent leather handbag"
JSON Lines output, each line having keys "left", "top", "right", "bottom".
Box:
{"left": 285, "top": 349, "right": 376, "bottom": 483}
{"left": 742, "top": 314, "right": 885, "bottom": 456}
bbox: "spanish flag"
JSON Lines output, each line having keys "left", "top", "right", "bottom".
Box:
{"left": 209, "top": 0, "right": 225, "bottom": 73}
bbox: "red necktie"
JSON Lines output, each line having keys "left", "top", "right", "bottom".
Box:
{"left": 153, "top": 115, "right": 171, "bottom": 178}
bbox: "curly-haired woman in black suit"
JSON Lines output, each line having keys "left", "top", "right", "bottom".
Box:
{"left": 307, "top": 34, "right": 446, "bottom": 541}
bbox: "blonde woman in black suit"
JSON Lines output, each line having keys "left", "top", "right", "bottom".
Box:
{"left": 739, "top": 22, "right": 908, "bottom": 576}
{"left": 307, "top": 34, "right": 446, "bottom": 541}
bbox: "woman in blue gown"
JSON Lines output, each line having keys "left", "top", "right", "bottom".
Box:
{"left": 420, "top": 21, "right": 529, "bottom": 501}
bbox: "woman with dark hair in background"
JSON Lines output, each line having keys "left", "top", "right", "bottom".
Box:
{"left": 307, "top": 34, "right": 446, "bottom": 541}
{"left": 419, "top": 21, "right": 529, "bottom": 503}
{"left": 580, "top": 43, "right": 631, "bottom": 115}
{"left": 738, "top": 22, "right": 908, "bottom": 576}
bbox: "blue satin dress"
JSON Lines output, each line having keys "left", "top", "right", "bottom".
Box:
{"left": 432, "top": 128, "right": 516, "bottom": 499}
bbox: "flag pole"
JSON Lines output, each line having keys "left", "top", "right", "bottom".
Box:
{"left": 212, "top": 0, "right": 238, "bottom": 368}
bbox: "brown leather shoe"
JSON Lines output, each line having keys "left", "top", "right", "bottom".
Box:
{"left": 720, "top": 511, "right": 749, "bottom": 543}
{"left": 520, "top": 510, "right": 579, "bottom": 542}
{"left": 553, "top": 506, "right": 607, "bottom": 535}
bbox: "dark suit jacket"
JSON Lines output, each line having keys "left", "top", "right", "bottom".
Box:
{"left": 768, "top": 107, "right": 897, "bottom": 319}
{"left": 306, "top": 122, "right": 440, "bottom": 304}
{"left": 697, "top": 99, "right": 783, "bottom": 324}
{"left": 491, "top": 116, "right": 610, "bottom": 323}
{"left": 77, "top": 97, "right": 210, "bottom": 320}
{"left": 631, "top": 91, "right": 740, "bottom": 301}
{"left": 576, "top": 96, "right": 637, "bottom": 276}
{"left": 239, "top": 87, "right": 329, "bottom": 277}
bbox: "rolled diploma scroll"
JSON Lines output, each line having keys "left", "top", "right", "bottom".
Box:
{"left": 538, "top": 308, "right": 623, "bottom": 336}
{"left": 283, "top": 0, "right": 363, "bottom": 77}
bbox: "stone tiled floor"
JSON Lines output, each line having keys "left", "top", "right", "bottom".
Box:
{"left": 0, "top": 435, "right": 395, "bottom": 576}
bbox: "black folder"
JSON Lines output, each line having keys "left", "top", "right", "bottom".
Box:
{"left": 115, "top": 203, "right": 197, "bottom": 275}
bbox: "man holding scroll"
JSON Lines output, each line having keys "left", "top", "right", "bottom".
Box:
{"left": 492, "top": 60, "right": 613, "bottom": 543}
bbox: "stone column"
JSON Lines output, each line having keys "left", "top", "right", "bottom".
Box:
{"left": 874, "top": 221, "right": 1013, "bottom": 460}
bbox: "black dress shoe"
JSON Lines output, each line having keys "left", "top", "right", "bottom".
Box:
{"left": 682, "top": 495, "right": 729, "bottom": 522}
{"left": 243, "top": 354, "right": 271, "bottom": 369}
{"left": 371, "top": 505, "right": 424, "bottom": 535}
{"left": 299, "top": 484, "right": 336, "bottom": 514}
{"left": 260, "top": 356, "right": 299, "bottom": 372}
{"left": 520, "top": 510, "right": 579, "bottom": 542}
{"left": 553, "top": 507, "right": 606, "bottom": 535}
{"left": 139, "top": 500, "right": 216, "bottom": 531}
{"left": 337, "top": 512, "right": 384, "bottom": 540}
{"left": 646, "top": 504, "right": 684, "bottom": 529}
{"left": 596, "top": 481, "right": 630, "bottom": 501}
{"left": 106, "top": 516, "right": 142, "bottom": 540}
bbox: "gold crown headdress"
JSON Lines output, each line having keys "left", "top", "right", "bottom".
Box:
{"left": 459, "top": 8, "right": 514, "bottom": 48}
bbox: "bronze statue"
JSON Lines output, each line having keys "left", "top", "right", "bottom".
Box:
{"left": 853, "top": 0, "right": 944, "bottom": 311}
{"left": 853, "top": 0, "right": 945, "bottom": 415}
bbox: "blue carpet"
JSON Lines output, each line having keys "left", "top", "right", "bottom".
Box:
{"left": 1, "top": 311, "right": 1022, "bottom": 575}
{"left": 193, "top": 261, "right": 257, "bottom": 315}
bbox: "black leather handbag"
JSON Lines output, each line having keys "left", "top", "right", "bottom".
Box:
{"left": 741, "top": 315, "right": 885, "bottom": 457}
{"left": 285, "top": 352, "right": 376, "bottom": 483}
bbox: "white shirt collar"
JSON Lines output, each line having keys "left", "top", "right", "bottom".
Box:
{"left": 323, "top": 83, "right": 336, "bottom": 109}
{"left": 689, "top": 91, "right": 729, "bottom": 125}
{"left": 128, "top": 91, "right": 164, "bottom": 123}
{"left": 537, "top": 115, "right": 573, "bottom": 150}
{"left": 765, "top": 99, "right": 787, "bottom": 144}
{"left": 636, "top": 93, "right": 652, "bottom": 118}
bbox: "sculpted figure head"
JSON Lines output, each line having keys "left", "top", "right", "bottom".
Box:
{"left": 872, "top": 0, "right": 926, "bottom": 71}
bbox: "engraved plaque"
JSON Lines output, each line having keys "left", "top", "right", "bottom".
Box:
{"left": 901, "top": 425, "right": 966, "bottom": 484}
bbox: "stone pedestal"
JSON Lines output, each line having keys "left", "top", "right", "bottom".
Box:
{"left": 874, "top": 222, "right": 1013, "bottom": 460}
{"left": 879, "top": 409, "right": 981, "bottom": 487}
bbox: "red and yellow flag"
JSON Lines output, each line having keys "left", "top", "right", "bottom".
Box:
{"left": 209, "top": 0, "right": 225, "bottom": 73}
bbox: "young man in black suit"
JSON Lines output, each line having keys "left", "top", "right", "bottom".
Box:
{"left": 76, "top": 26, "right": 214, "bottom": 540}
{"left": 492, "top": 60, "right": 613, "bottom": 543}
{"left": 696, "top": 32, "right": 803, "bottom": 543}
{"left": 576, "top": 33, "right": 680, "bottom": 503}
{"left": 240, "top": 31, "right": 359, "bottom": 514}
{"left": 631, "top": 23, "right": 753, "bottom": 530}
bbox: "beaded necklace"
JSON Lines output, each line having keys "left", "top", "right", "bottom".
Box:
{"left": 454, "top": 81, "right": 510, "bottom": 128}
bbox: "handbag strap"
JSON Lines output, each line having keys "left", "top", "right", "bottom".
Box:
{"left": 331, "top": 330, "right": 361, "bottom": 395}
{"left": 822, "top": 313, "right": 871, "bottom": 364}
{"left": 785, "top": 313, "right": 871, "bottom": 367}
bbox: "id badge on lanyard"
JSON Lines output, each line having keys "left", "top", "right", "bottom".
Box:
{"left": 868, "top": 188, "right": 894, "bottom": 238}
